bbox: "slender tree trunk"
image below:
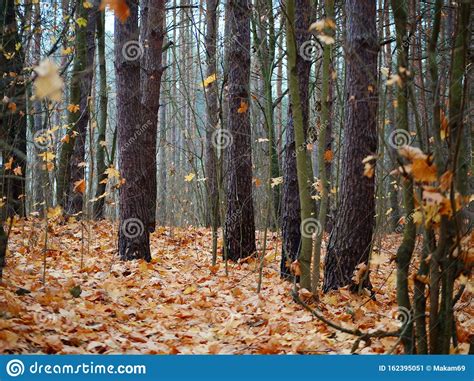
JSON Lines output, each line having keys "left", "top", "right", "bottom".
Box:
{"left": 427, "top": 0, "right": 443, "bottom": 354}
{"left": 158, "top": 49, "right": 168, "bottom": 225}
{"left": 391, "top": 0, "right": 416, "bottom": 354}
{"left": 223, "top": 0, "right": 256, "bottom": 261}
{"left": 285, "top": 0, "right": 314, "bottom": 289}
{"left": 312, "top": 0, "right": 334, "bottom": 295}
{"left": 204, "top": 0, "right": 220, "bottom": 264}
{"left": 323, "top": 0, "right": 378, "bottom": 292}
{"left": 57, "top": 2, "right": 97, "bottom": 214}
{"left": 93, "top": 12, "right": 108, "bottom": 219}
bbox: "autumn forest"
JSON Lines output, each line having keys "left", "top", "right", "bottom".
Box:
{"left": 0, "top": 0, "right": 472, "bottom": 355}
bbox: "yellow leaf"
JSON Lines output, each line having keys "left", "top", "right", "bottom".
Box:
{"left": 3, "top": 52, "right": 15, "bottom": 60}
{"left": 47, "top": 205, "right": 63, "bottom": 219}
{"left": 202, "top": 73, "right": 217, "bottom": 88}
{"left": 61, "top": 47, "right": 74, "bottom": 55}
{"left": 412, "top": 211, "right": 423, "bottom": 225}
{"left": 317, "top": 34, "right": 335, "bottom": 45}
{"left": 33, "top": 59, "right": 64, "bottom": 102}
{"left": 237, "top": 101, "right": 248, "bottom": 114}
{"left": 183, "top": 284, "right": 197, "bottom": 295}
{"left": 104, "top": 166, "right": 120, "bottom": 179}
{"left": 15, "top": 42, "right": 21, "bottom": 51}
{"left": 83, "top": 1, "right": 93, "bottom": 8}
{"left": 184, "top": 173, "right": 196, "bottom": 182}
{"left": 271, "top": 176, "right": 283, "bottom": 188}
{"left": 61, "top": 134, "right": 70, "bottom": 144}
{"left": 38, "top": 151, "right": 55, "bottom": 162}
{"left": 76, "top": 17, "right": 88, "bottom": 27}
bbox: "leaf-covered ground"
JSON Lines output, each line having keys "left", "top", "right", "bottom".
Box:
{"left": 0, "top": 219, "right": 472, "bottom": 354}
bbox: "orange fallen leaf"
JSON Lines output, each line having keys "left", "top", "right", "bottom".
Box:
{"left": 73, "top": 179, "right": 86, "bottom": 194}
{"left": 237, "top": 101, "right": 248, "bottom": 114}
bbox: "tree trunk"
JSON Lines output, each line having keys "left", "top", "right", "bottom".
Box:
{"left": 116, "top": 0, "right": 150, "bottom": 261}
{"left": 0, "top": 0, "right": 27, "bottom": 217}
{"left": 204, "top": 0, "right": 220, "bottom": 264}
{"left": 312, "top": 0, "right": 334, "bottom": 295}
{"left": 140, "top": 0, "right": 165, "bottom": 232}
{"left": 391, "top": 0, "right": 416, "bottom": 354}
{"left": 223, "top": 0, "right": 256, "bottom": 261}
{"left": 56, "top": 1, "right": 97, "bottom": 214}
{"left": 116, "top": 0, "right": 165, "bottom": 261}
{"left": 280, "top": 115, "right": 301, "bottom": 279}
{"left": 285, "top": 0, "right": 314, "bottom": 289}
{"left": 323, "top": 0, "right": 378, "bottom": 292}
{"left": 93, "top": 12, "right": 109, "bottom": 219}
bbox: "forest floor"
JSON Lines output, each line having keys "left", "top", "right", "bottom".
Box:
{"left": 0, "top": 219, "right": 472, "bottom": 354}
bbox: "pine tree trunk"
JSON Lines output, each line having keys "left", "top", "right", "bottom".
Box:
{"left": 140, "top": 0, "right": 165, "bottom": 232}
{"left": 0, "top": 0, "right": 27, "bottom": 217}
{"left": 223, "top": 0, "right": 256, "bottom": 261}
{"left": 116, "top": 0, "right": 151, "bottom": 261}
{"left": 323, "top": 0, "right": 378, "bottom": 292}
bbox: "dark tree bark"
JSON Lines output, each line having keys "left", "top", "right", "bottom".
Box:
{"left": 323, "top": 0, "right": 378, "bottom": 292}
{"left": 280, "top": 116, "right": 301, "bottom": 278}
{"left": 140, "top": 0, "right": 165, "bottom": 232}
{"left": 116, "top": 0, "right": 165, "bottom": 261}
{"left": 0, "top": 0, "right": 27, "bottom": 217}
{"left": 223, "top": 0, "right": 256, "bottom": 261}
{"left": 116, "top": 0, "right": 150, "bottom": 261}
{"left": 280, "top": 0, "right": 313, "bottom": 279}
